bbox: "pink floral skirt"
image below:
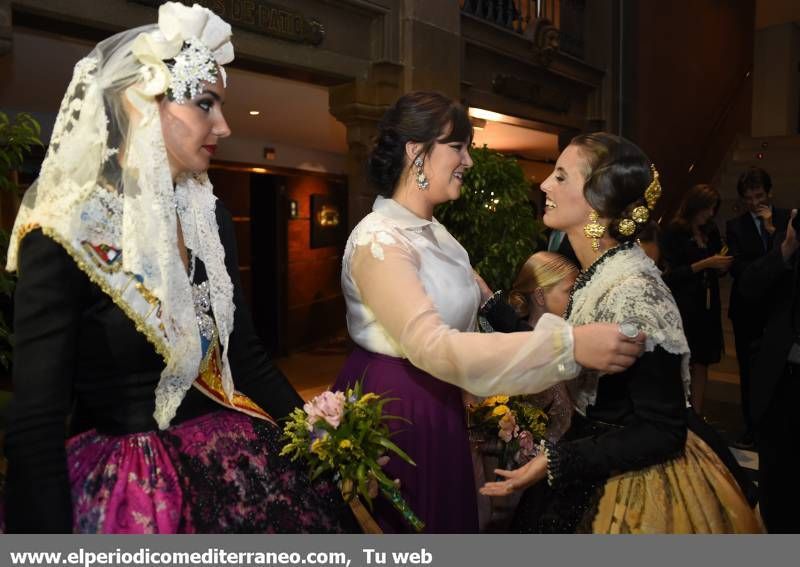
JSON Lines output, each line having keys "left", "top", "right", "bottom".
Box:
{"left": 66, "top": 410, "right": 357, "bottom": 533}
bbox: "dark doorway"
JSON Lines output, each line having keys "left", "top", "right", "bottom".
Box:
{"left": 251, "top": 174, "right": 288, "bottom": 356}
{"left": 208, "top": 167, "right": 288, "bottom": 357}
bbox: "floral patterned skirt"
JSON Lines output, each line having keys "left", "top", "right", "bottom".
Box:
{"left": 67, "top": 409, "right": 359, "bottom": 533}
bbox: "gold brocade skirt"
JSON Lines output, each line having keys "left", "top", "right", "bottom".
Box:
{"left": 591, "top": 430, "right": 763, "bottom": 533}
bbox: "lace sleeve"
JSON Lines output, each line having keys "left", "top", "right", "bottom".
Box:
{"left": 349, "top": 236, "right": 580, "bottom": 397}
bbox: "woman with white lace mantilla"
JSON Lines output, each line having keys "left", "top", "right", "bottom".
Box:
{"left": 2, "top": 3, "right": 357, "bottom": 533}
{"left": 480, "top": 133, "right": 761, "bottom": 533}
{"left": 332, "top": 93, "right": 647, "bottom": 533}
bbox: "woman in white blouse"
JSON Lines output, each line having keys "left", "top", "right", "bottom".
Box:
{"left": 332, "top": 92, "right": 644, "bottom": 533}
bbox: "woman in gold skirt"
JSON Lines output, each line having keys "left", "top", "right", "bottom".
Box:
{"left": 480, "top": 133, "right": 761, "bottom": 533}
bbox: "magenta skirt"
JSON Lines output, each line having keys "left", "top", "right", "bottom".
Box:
{"left": 333, "top": 346, "right": 478, "bottom": 533}
{"left": 65, "top": 410, "right": 356, "bottom": 533}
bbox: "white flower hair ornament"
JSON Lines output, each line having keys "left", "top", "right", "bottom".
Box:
{"left": 131, "top": 2, "right": 234, "bottom": 103}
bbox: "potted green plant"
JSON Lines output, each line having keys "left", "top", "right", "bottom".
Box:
{"left": 435, "top": 145, "right": 545, "bottom": 291}
{"left": 0, "top": 111, "right": 42, "bottom": 372}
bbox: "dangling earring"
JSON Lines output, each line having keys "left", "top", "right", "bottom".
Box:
{"left": 414, "top": 156, "right": 429, "bottom": 191}
{"left": 583, "top": 210, "right": 606, "bottom": 252}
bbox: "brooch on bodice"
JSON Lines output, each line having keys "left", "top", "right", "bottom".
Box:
{"left": 192, "top": 280, "right": 215, "bottom": 341}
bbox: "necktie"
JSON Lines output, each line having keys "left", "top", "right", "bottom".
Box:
{"left": 758, "top": 218, "right": 769, "bottom": 251}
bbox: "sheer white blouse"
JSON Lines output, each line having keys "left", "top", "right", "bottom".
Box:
{"left": 342, "top": 196, "right": 580, "bottom": 396}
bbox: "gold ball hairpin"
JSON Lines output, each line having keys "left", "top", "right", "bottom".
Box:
{"left": 617, "top": 218, "right": 636, "bottom": 237}
{"left": 631, "top": 206, "right": 650, "bottom": 224}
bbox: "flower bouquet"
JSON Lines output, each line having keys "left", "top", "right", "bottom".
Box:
{"left": 467, "top": 395, "right": 548, "bottom": 469}
{"left": 281, "top": 382, "right": 424, "bottom": 533}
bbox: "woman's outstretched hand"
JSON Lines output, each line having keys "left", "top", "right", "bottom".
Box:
{"left": 479, "top": 454, "right": 548, "bottom": 496}
{"left": 573, "top": 322, "right": 645, "bottom": 374}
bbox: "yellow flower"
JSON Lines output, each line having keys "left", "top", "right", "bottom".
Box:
{"left": 482, "top": 395, "right": 509, "bottom": 407}
{"left": 311, "top": 437, "right": 328, "bottom": 457}
{"left": 491, "top": 404, "right": 510, "bottom": 417}
{"left": 357, "top": 393, "right": 380, "bottom": 405}
{"left": 339, "top": 439, "right": 353, "bottom": 450}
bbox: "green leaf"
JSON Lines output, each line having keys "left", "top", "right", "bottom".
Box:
{"left": 375, "top": 437, "right": 416, "bottom": 466}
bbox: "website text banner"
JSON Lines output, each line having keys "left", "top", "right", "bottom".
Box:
{"left": 0, "top": 534, "right": 791, "bottom": 567}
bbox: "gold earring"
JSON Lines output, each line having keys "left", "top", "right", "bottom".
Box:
{"left": 583, "top": 210, "right": 606, "bottom": 252}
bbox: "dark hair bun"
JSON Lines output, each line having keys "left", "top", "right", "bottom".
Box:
{"left": 572, "top": 133, "right": 654, "bottom": 243}
{"left": 367, "top": 126, "right": 405, "bottom": 197}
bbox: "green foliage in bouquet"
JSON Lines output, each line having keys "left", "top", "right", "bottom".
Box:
{"left": 281, "top": 381, "right": 424, "bottom": 532}
{"left": 0, "top": 112, "right": 43, "bottom": 370}
{"left": 467, "top": 395, "right": 548, "bottom": 468}
{"left": 435, "top": 145, "right": 546, "bottom": 291}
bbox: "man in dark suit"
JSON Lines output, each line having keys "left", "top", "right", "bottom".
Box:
{"left": 725, "top": 167, "right": 790, "bottom": 448}
{"left": 739, "top": 209, "right": 799, "bottom": 533}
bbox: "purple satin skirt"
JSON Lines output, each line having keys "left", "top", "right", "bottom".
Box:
{"left": 333, "top": 346, "right": 478, "bottom": 533}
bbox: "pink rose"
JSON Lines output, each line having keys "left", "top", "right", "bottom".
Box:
{"left": 514, "top": 430, "right": 537, "bottom": 465}
{"left": 498, "top": 411, "right": 518, "bottom": 443}
{"left": 304, "top": 391, "right": 346, "bottom": 430}
{"left": 518, "top": 430, "right": 535, "bottom": 456}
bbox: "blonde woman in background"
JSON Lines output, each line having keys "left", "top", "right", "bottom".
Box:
{"left": 478, "top": 251, "right": 580, "bottom": 443}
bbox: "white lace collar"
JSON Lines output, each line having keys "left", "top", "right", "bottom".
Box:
{"left": 566, "top": 243, "right": 691, "bottom": 414}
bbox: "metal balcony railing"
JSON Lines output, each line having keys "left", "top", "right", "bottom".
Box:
{"left": 459, "top": 0, "right": 560, "bottom": 35}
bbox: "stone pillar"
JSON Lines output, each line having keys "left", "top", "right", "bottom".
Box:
{"left": 329, "top": 62, "right": 404, "bottom": 230}
{"left": 400, "top": 0, "right": 461, "bottom": 98}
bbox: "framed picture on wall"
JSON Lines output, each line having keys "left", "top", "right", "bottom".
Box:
{"left": 310, "top": 193, "right": 347, "bottom": 249}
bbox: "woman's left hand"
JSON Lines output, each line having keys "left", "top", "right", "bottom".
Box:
{"left": 479, "top": 453, "right": 548, "bottom": 496}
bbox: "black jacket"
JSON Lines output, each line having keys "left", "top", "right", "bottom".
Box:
{"left": 739, "top": 231, "right": 799, "bottom": 425}
{"left": 726, "top": 207, "right": 791, "bottom": 321}
{"left": 4, "top": 204, "right": 303, "bottom": 532}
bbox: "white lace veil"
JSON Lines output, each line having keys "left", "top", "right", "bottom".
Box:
{"left": 6, "top": 3, "right": 237, "bottom": 429}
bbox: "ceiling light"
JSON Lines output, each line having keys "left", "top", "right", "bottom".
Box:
{"left": 470, "top": 117, "right": 487, "bottom": 130}
{"left": 249, "top": 110, "right": 260, "bottom": 116}
{"left": 468, "top": 107, "right": 504, "bottom": 122}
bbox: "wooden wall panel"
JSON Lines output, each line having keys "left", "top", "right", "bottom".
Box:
{"left": 626, "top": 0, "right": 755, "bottom": 219}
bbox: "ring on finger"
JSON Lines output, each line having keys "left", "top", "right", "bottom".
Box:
{"left": 618, "top": 320, "right": 640, "bottom": 340}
